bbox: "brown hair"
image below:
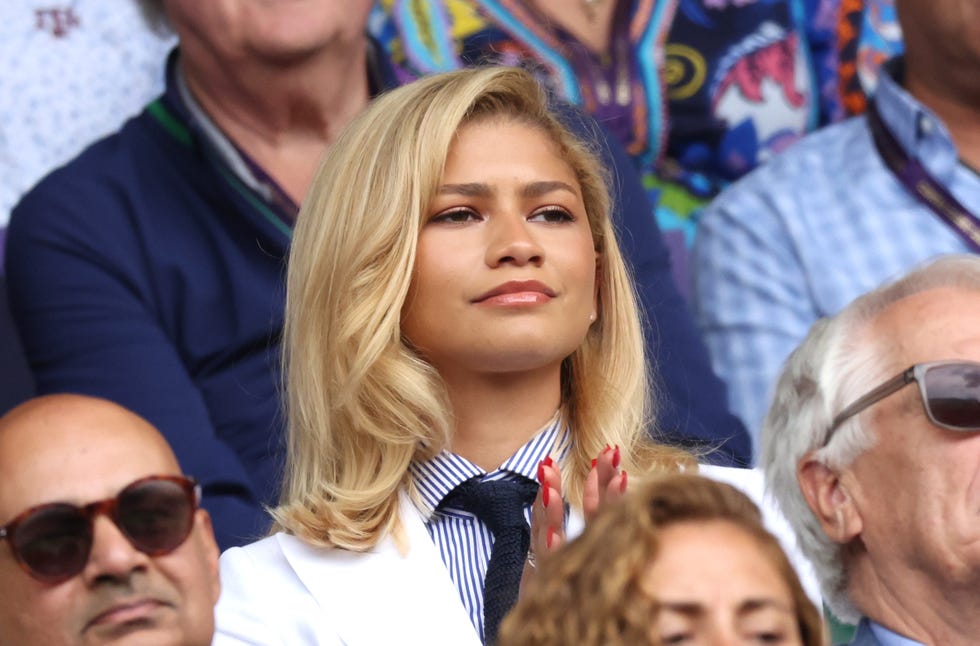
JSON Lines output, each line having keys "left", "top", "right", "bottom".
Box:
{"left": 498, "top": 474, "right": 824, "bottom": 646}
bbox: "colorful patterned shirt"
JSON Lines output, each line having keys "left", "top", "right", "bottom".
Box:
{"left": 371, "top": 0, "right": 834, "bottom": 259}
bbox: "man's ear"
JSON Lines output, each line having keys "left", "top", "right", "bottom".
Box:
{"left": 797, "top": 454, "right": 862, "bottom": 544}
{"left": 196, "top": 509, "right": 222, "bottom": 603}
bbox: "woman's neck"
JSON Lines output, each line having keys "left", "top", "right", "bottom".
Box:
{"left": 443, "top": 366, "right": 563, "bottom": 471}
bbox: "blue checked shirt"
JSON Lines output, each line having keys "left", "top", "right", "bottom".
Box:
{"left": 410, "top": 413, "right": 570, "bottom": 642}
{"left": 692, "top": 57, "right": 980, "bottom": 452}
{"left": 851, "top": 619, "right": 926, "bottom": 646}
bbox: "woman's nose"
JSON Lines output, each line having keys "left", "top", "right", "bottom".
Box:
{"left": 485, "top": 214, "right": 544, "bottom": 267}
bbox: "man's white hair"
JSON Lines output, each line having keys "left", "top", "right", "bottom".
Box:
{"left": 761, "top": 254, "right": 980, "bottom": 622}
{"left": 134, "top": 0, "right": 173, "bottom": 35}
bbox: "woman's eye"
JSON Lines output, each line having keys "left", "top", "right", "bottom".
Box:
{"left": 528, "top": 207, "right": 574, "bottom": 223}
{"left": 750, "top": 631, "right": 787, "bottom": 644}
{"left": 660, "top": 633, "right": 693, "bottom": 645}
{"left": 430, "top": 208, "right": 481, "bottom": 223}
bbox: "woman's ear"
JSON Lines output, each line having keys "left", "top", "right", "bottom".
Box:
{"left": 797, "top": 454, "right": 862, "bottom": 544}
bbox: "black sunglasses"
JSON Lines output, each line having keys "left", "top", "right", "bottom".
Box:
{"left": 0, "top": 475, "right": 200, "bottom": 583}
{"left": 826, "top": 361, "right": 980, "bottom": 442}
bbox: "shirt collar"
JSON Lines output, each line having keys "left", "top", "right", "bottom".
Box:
{"left": 159, "top": 35, "right": 402, "bottom": 223}
{"left": 173, "top": 63, "right": 300, "bottom": 217}
{"left": 873, "top": 57, "right": 960, "bottom": 180}
{"left": 866, "top": 619, "right": 927, "bottom": 646}
{"left": 409, "top": 411, "right": 571, "bottom": 521}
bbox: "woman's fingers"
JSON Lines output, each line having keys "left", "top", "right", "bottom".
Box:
{"left": 532, "top": 457, "right": 565, "bottom": 559}
{"left": 531, "top": 449, "right": 629, "bottom": 561}
{"left": 605, "top": 467, "right": 628, "bottom": 505}
{"left": 585, "top": 444, "right": 626, "bottom": 521}
{"left": 522, "top": 453, "right": 625, "bottom": 597}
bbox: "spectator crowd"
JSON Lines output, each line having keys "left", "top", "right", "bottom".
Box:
{"left": 3, "top": 1, "right": 978, "bottom": 645}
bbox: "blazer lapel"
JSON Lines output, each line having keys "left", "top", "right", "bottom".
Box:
{"left": 277, "top": 492, "right": 482, "bottom": 646}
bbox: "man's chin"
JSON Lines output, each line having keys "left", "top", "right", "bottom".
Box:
{"left": 82, "top": 608, "right": 181, "bottom": 645}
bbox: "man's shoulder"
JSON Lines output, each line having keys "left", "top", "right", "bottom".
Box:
{"left": 8, "top": 106, "right": 205, "bottom": 240}
{"left": 24, "top": 106, "right": 188, "bottom": 192}
{"left": 695, "top": 116, "right": 881, "bottom": 248}
{"left": 706, "top": 117, "right": 873, "bottom": 215}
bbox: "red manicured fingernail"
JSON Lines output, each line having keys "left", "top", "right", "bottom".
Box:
{"left": 544, "top": 455, "right": 554, "bottom": 467}
{"left": 620, "top": 470, "right": 628, "bottom": 493}
{"left": 591, "top": 458, "right": 597, "bottom": 469}
{"left": 543, "top": 485, "right": 550, "bottom": 508}
{"left": 612, "top": 445, "right": 621, "bottom": 469}
{"left": 537, "top": 462, "right": 545, "bottom": 483}
{"left": 547, "top": 526, "right": 555, "bottom": 549}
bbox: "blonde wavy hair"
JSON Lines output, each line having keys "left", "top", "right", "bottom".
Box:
{"left": 498, "top": 474, "right": 825, "bottom": 646}
{"left": 273, "top": 66, "right": 690, "bottom": 550}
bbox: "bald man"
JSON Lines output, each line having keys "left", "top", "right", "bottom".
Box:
{"left": 0, "top": 395, "right": 220, "bottom": 645}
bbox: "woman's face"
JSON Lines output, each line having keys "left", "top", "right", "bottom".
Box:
{"left": 643, "top": 520, "right": 804, "bottom": 646}
{"left": 401, "top": 119, "right": 598, "bottom": 379}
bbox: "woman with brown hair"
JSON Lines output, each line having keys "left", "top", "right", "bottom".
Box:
{"left": 500, "top": 474, "right": 824, "bottom": 646}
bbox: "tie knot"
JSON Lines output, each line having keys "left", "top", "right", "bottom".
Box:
{"left": 439, "top": 477, "right": 539, "bottom": 536}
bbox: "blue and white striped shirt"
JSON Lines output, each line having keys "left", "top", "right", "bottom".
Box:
{"left": 692, "top": 57, "right": 980, "bottom": 451}
{"left": 410, "top": 412, "right": 571, "bottom": 642}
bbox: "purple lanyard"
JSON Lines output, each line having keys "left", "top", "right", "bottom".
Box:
{"left": 868, "top": 101, "right": 980, "bottom": 252}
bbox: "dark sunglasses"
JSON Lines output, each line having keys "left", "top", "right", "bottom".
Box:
{"left": 0, "top": 475, "right": 200, "bottom": 583}
{"left": 827, "top": 361, "right": 980, "bottom": 442}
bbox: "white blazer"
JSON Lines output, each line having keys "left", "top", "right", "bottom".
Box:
{"left": 213, "top": 467, "right": 817, "bottom": 645}
{"left": 213, "top": 492, "right": 586, "bottom": 646}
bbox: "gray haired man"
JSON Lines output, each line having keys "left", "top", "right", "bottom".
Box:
{"left": 763, "top": 254, "right": 980, "bottom": 646}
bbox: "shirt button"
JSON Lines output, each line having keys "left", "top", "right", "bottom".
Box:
{"left": 919, "top": 117, "right": 933, "bottom": 135}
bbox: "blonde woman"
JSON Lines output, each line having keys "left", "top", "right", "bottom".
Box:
{"left": 213, "top": 67, "right": 753, "bottom": 645}
{"left": 499, "top": 474, "right": 825, "bottom": 646}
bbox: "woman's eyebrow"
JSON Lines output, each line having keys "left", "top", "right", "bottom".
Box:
{"left": 521, "top": 180, "right": 578, "bottom": 198}
{"left": 436, "top": 180, "right": 578, "bottom": 199}
{"left": 738, "top": 598, "right": 796, "bottom": 615}
{"left": 657, "top": 598, "right": 794, "bottom": 617}
{"left": 657, "top": 602, "right": 703, "bottom": 617}
{"left": 438, "top": 182, "right": 492, "bottom": 197}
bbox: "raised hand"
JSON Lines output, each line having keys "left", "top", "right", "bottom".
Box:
{"left": 526, "top": 446, "right": 628, "bottom": 576}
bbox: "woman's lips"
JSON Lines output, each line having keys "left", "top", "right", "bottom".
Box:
{"left": 473, "top": 280, "right": 556, "bottom": 305}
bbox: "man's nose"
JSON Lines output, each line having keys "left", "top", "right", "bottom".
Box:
{"left": 81, "top": 515, "right": 151, "bottom": 585}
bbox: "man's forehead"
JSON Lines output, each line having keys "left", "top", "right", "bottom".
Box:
{"left": 0, "top": 396, "right": 180, "bottom": 512}
{"left": 869, "top": 287, "right": 980, "bottom": 363}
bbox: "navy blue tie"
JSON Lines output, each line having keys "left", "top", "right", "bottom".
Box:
{"left": 440, "top": 477, "right": 539, "bottom": 645}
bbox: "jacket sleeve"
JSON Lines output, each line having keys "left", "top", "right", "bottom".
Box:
{"left": 556, "top": 104, "right": 753, "bottom": 466}
{"left": 4, "top": 175, "right": 269, "bottom": 551}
